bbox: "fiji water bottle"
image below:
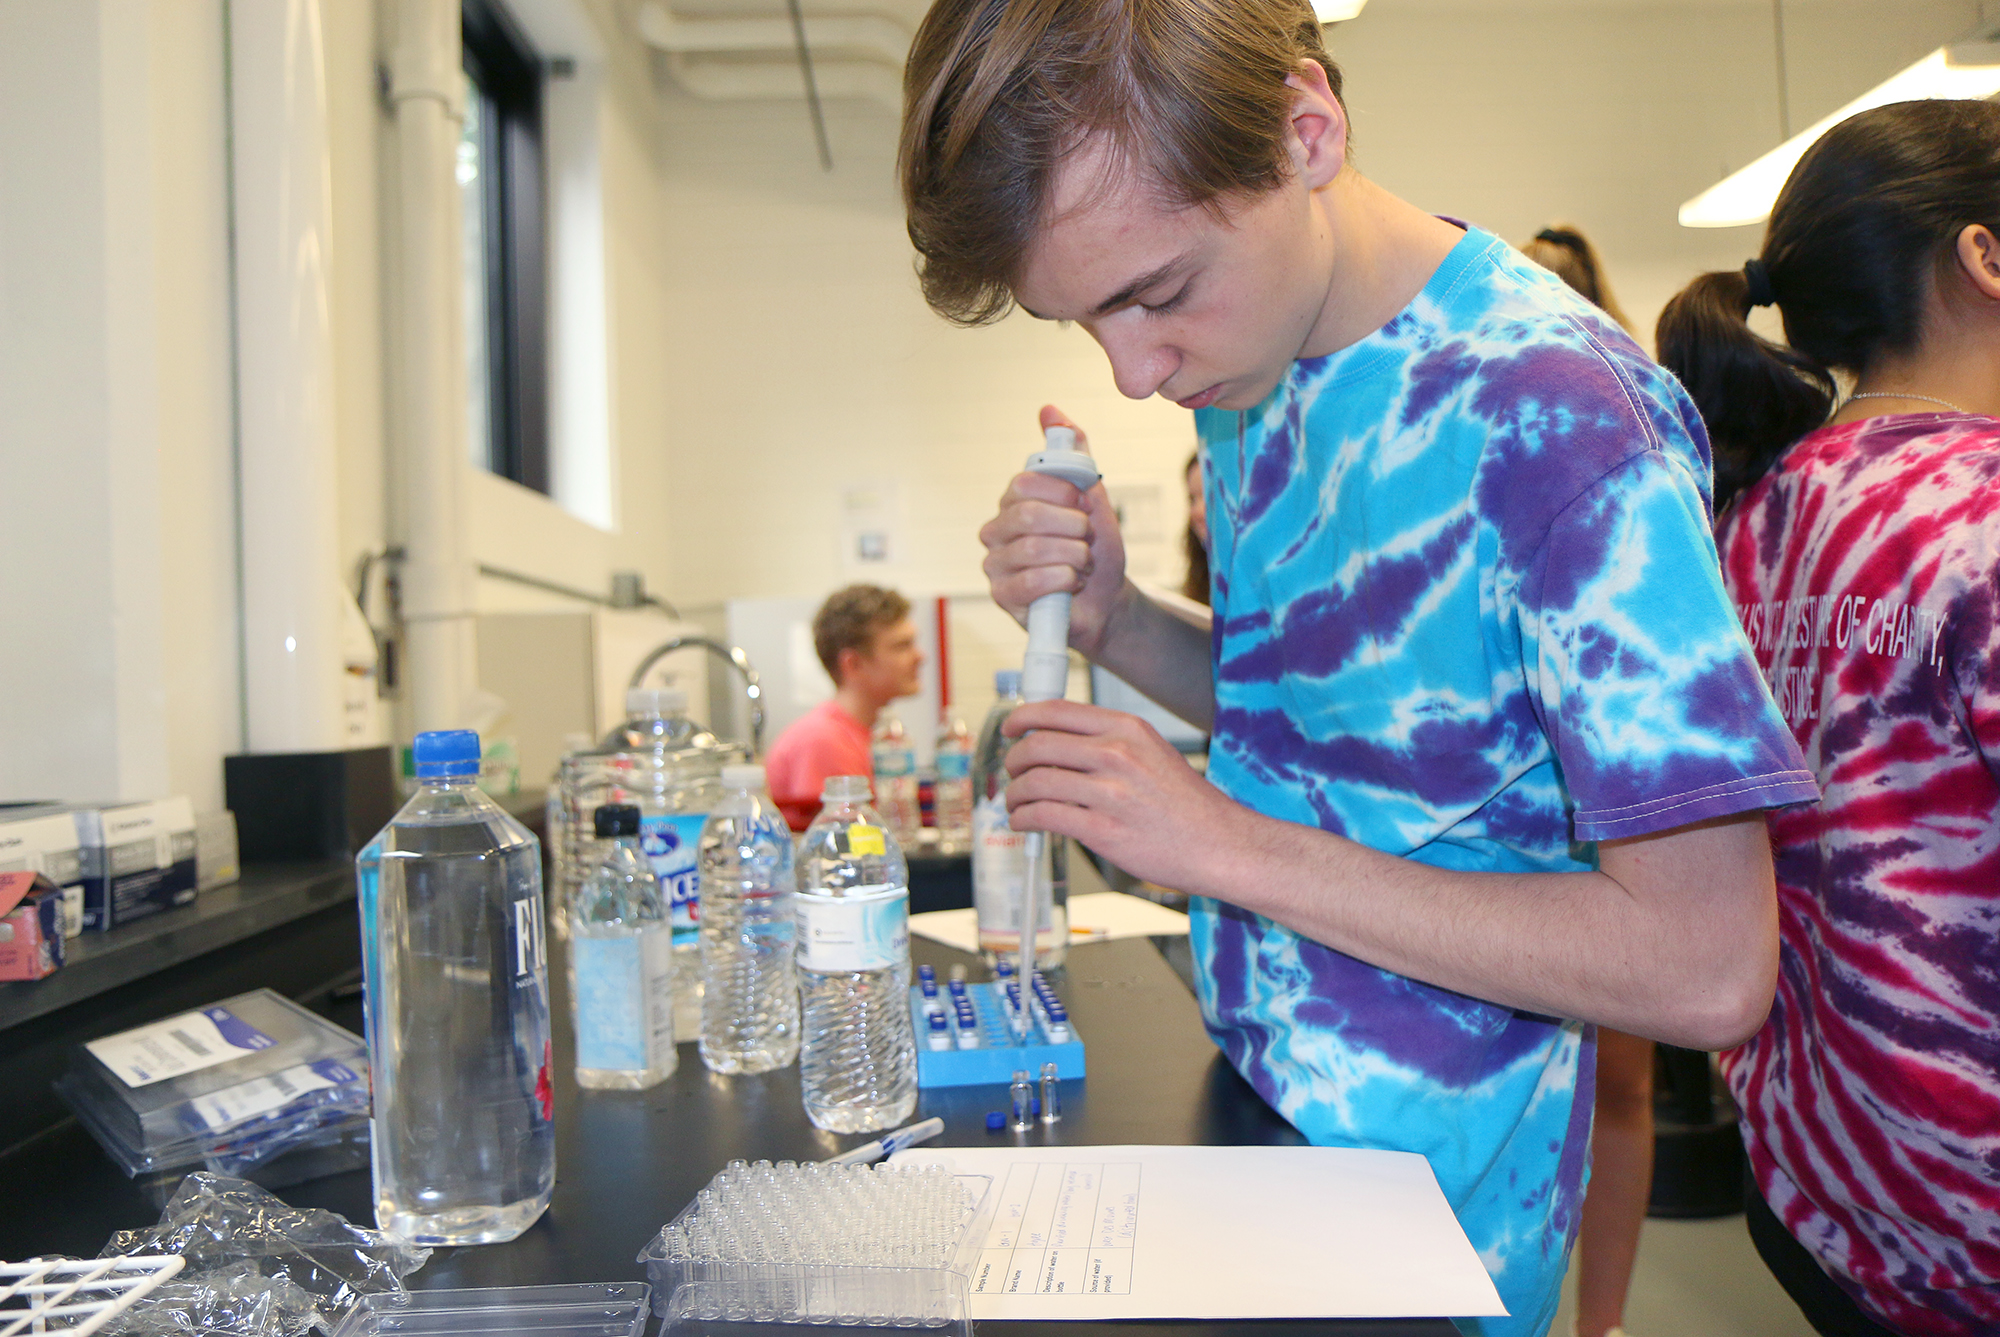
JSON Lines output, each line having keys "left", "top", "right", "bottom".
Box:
{"left": 696, "top": 765, "right": 799, "bottom": 1074}
{"left": 869, "top": 715, "right": 922, "bottom": 848}
{"left": 356, "top": 729, "right": 554, "bottom": 1245}
{"left": 795, "top": 775, "right": 916, "bottom": 1133}
{"left": 932, "top": 712, "right": 974, "bottom": 853}
{"left": 569, "top": 803, "right": 676, "bottom": 1090}
{"left": 971, "top": 671, "right": 1067, "bottom": 970}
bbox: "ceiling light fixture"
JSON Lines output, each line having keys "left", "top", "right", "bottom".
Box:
{"left": 1680, "top": 39, "right": 2000, "bottom": 229}
{"left": 1313, "top": 0, "right": 1367, "bottom": 23}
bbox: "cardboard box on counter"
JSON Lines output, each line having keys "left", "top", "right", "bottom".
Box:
{"left": 0, "top": 807, "right": 89, "bottom": 938}
{"left": 71, "top": 797, "right": 198, "bottom": 932}
{"left": 0, "top": 871, "right": 67, "bottom": 980}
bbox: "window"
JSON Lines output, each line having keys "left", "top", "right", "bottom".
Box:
{"left": 459, "top": 0, "right": 549, "bottom": 493}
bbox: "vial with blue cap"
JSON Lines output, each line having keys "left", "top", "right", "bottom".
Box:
{"left": 356, "top": 729, "right": 555, "bottom": 1245}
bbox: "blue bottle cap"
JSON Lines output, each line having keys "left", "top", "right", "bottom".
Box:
{"left": 985, "top": 1111, "right": 1006, "bottom": 1131}
{"left": 929, "top": 1013, "right": 948, "bottom": 1032}
{"left": 414, "top": 729, "right": 481, "bottom": 778}
{"left": 917, "top": 963, "right": 936, "bottom": 979}
{"left": 921, "top": 979, "right": 938, "bottom": 996}
{"left": 995, "top": 669, "right": 1022, "bottom": 697}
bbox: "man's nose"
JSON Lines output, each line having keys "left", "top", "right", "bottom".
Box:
{"left": 1095, "top": 326, "right": 1177, "bottom": 401}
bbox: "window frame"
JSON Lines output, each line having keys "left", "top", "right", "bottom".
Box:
{"left": 462, "top": 0, "right": 550, "bottom": 495}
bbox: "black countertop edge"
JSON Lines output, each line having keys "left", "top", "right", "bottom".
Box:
{"left": 0, "top": 862, "right": 355, "bottom": 1032}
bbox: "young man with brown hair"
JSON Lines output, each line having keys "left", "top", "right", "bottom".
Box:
{"left": 900, "top": 1, "right": 1816, "bottom": 1331}
{"left": 764, "top": 585, "right": 924, "bottom": 830}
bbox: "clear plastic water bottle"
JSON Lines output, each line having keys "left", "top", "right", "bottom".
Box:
{"left": 972, "top": 671, "right": 1068, "bottom": 971}
{"left": 795, "top": 775, "right": 917, "bottom": 1133}
{"left": 569, "top": 803, "right": 676, "bottom": 1091}
{"left": 697, "top": 764, "right": 799, "bottom": 1074}
{"left": 558, "top": 688, "right": 739, "bottom": 1038}
{"left": 356, "top": 729, "right": 554, "bottom": 1245}
{"left": 869, "top": 714, "right": 922, "bottom": 849}
{"left": 932, "top": 712, "right": 974, "bottom": 853}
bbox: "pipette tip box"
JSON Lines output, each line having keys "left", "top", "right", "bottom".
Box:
{"left": 910, "top": 981, "right": 1084, "bottom": 1088}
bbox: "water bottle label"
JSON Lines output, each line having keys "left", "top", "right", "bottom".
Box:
{"left": 846, "top": 823, "right": 886, "bottom": 856}
{"left": 795, "top": 884, "right": 909, "bottom": 972}
{"left": 513, "top": 899, "right": 547, "bottom": 978}
{"left": 573, "top": 927, "right": 676, "bottom": 1072}
{"left": 973, "top": 795, "right": 1026, "bottom": 898}
{"left": 935, "top": 752, "right": 971, "bottom": 780}
{"left": 873, "top": 745, "right": 915, "bottom": 778}
{"left": 86, "top": 1005, "right": 277, "bottom": 1089}
{"left": 641, "top": 813, "right": 708, "bottom": 932}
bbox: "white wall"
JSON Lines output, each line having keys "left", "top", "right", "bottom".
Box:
{"left": 1331, "top": 0, "right": 1994, "bottom": 343}
{"left": 1, "top": 0, "right": 175, "bottom": 805}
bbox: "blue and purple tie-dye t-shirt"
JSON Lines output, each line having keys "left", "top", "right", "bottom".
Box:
{"left": 1190, "top": 228, "right": 1815, "bottom": 1336}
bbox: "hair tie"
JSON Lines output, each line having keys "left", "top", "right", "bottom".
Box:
{"left": 1742, "top": 258, "right": 1777, "bottom": 309}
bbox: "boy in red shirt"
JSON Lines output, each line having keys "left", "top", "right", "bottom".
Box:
{"left": 765, "top": 585, "right": 924, "bottom": 830}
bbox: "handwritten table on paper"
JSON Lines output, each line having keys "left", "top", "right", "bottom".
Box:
{"left": 973, "top": 1160, "right": 1141, "bottom": 1298}
{"left": 894, "top": 1144, "right": 1507, "bottom": 1322}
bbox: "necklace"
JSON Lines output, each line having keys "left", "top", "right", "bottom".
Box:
{"left": 1846, "top": 390, "right": 1967, "bottom": 413}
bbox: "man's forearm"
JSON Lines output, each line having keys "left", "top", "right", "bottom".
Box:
{"left": 1185, "top": 804, "right": 1778, "bottom": 1050}
{"left": 1088, "top": 582, "right": 1216, "bottom": 730}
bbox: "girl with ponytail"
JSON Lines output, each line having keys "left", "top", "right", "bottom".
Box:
{"left": 1658, "top": 99, "right": 2000, "bottom": 1337}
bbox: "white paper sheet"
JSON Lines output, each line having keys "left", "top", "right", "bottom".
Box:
{"left": 909, "top": 891, "right": 1190, "bottom": 955}
{"left": 891, "top": 1144, "right": 1505, "bottom": 1322}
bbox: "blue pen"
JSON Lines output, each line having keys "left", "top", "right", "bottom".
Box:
{"left": 822, "top": 1116, "right": 946, "bottom": 1166}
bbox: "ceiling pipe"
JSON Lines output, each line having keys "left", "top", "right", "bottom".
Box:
{"left": 388, "top": 0, "right": 477, "bottom": 733}
{"left": 658, "top": 50, "right": 902, "bottom": 110}
{"left": 636, "top": 2, "right": 911, "bottom": 68}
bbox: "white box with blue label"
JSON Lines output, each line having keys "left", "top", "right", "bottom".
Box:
{"left": 71, "top": 796, "right": 198, "bottom": 931}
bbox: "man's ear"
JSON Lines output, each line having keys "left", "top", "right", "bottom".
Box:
{"left": 1955, "top": 224, "right": 2000, "bottom": 302}
{"left": 833, "top": 645, "right": 862, "bottom": 686}
{"left": 1283, "top": 59, "right": 1348, "bottom": 190}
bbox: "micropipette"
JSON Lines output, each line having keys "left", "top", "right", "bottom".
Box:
{"left": 1015, "top": 426, "right": 1100, "bottom": 1035}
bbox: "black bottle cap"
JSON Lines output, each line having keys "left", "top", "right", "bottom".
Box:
{"left": 595, "top": 803, "right": 641, "bottom": 837}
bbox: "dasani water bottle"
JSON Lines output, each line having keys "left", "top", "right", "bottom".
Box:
{"left": 795, "top": 775, "right": 917, "bottom": 1133}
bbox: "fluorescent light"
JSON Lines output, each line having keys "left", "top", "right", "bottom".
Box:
{"left": 1314, "top": 0, "right": 1367, "bottom": 22}
{"left": 1680, "top": 40, "right": 2000, "bottom": 229}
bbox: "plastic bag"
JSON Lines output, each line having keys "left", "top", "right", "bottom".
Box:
{"left": 94, "top": 1173, "right": 430, "bottom": 1336}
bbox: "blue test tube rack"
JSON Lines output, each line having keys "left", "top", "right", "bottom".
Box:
{"left": 910, "top": 974, "right": 1085, "bottom": 1088}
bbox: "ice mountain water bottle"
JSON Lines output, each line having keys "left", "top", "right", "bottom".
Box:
{"left": 356, "top": 729, "right": 554, "bottom": 1245}
{"left": 795, "top": 775, "right": 917, "bottom": 1133}
{"left": 570, "top": 802, "right": 676, "bottom": 1090}
{"left": 697, "top": 764, "right": 799, "bottom": 1074}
